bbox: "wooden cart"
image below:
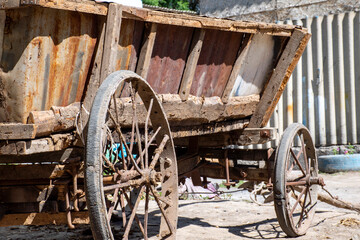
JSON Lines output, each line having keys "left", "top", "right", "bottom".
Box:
{"left": 0, "top": 1, "right": 323, "bottom": 239}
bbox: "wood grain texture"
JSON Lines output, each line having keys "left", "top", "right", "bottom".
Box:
{"left": 100, "top": 3, "right": 123, "bottom": 83}
{"left": 248, "top": 29, "right": 311, "bottom": 128}
{"left": 179, "top": 28, "right": 206, "bottom": 100}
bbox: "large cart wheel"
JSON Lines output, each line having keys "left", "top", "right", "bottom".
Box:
{"left": 274, "top": 123, "right": 320, "bottom": 237}
{"left": 85, "top": 71, "right": 178, "bottom": 240}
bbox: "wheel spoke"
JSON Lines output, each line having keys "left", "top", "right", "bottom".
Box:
{"left": 123, "top": 188, "right": 146, "bottom": 239}
{"left": 144, "top": 186, "right": 150, "bottom": 240}
{"left": 150, "top": 186, "right": 174, "bottom": 234}
{"left": 102, "top": 153, "right": 116, "bottom": 172}
{"left": 290, "top": 148, "right": 306, "bottom": 176}
{"left": 145, "top": 99, "right": 154, "bottom": 168}
{"left": 120, "top": 193, "right": 127, "bottom": 228}
{"left": 297, "top": 186, "right": 309, "bottom": 227}
{"left": 107, "top": 188, "right": 119, "bottom": 221}
{"left": 149, "top": 135, "right": 170, "bottom": 169}
{"left": 289, "top": 186, "right": 307, "bottom": 216}
{"left": 299, "top": 133, "right": 309, "bottom": 174}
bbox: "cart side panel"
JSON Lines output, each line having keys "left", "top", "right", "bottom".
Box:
{"left": 230, "top": 34, "right": 286, "bottom": 97}
{"left": 0, "top": 7, "right": 98, "bottom": 123}
{"left": 190, "top": 29, "right": 243, "bottom": 97}
{"left": 146, "top": 24, "right": 193, "bottom": 94}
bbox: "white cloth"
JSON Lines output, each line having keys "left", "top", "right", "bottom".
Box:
{"left": 95, "top": 0, "right": 142, "bottom": 8}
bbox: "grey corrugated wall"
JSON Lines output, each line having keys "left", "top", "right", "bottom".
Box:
{"left": 264, "top": 11, "right": 360, "bottom": 148}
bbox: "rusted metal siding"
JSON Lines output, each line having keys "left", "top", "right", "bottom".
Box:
{"left": 0, "top": 7, "right": 98, "bottom": 123}
{"left": 190, "top": 29, "right": 243, "bottom": 97}
{"left": 147, "top": 24, "right": 193, "bottom": 94}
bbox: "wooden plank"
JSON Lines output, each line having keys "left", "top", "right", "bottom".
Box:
{"left": 100, "top": 3, "right": 123, "bottom": 83}
{"left": 179, "top": 29, "right": 206, "bottom": 101}
{"left": 0, "top": 133, "right": 77, "bottom": 155}
{"left": 20, "top": 0, "right": 107, "bottom": 15}
{"left": 0, "top": 148, "right": 83, "bottom": 164}
{"left": 136, "top": 22, "right": 157, "bottom": 79}
{"left": 80, "top": 17, "right": 106, "bottom": 137}
{"left": 0, "top": 0, "right": 20, "bottom": 9}
{"left": 171, "top": 119, "right": 247, "bottom": 138}
{"left": 0, "top": 211, "right": 89, "bottom": 227}
{"left": 248, "top": 29, "right": 311, "bottom": 128}
{"left": 173, "top": 128, "right": 276, "bottom": 147}
{"left": 0, "top": 164, "right": 75, "bottom": 181}
{"left": 19, "top": 0, "right": 299, "bottom": 37}
{"left": 221, "top": 34, "right": 253, "bottom": 103}
{"left": 121, "top": 5, "right": 296, "bottom": 37}
{"left": 0, "top": 123, "right": 36, "bottom": 140}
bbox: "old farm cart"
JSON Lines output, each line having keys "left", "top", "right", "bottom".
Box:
{"left": 0, "top": 1, "right": 324, "bottom": 239}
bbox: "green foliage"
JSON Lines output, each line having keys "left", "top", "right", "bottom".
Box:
{"left": 143, "top": 0, "right": 190, "bottom": 11}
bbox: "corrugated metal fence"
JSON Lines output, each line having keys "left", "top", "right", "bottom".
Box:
{"left": 262, "top": 11, "right": 360, "bottom": 148}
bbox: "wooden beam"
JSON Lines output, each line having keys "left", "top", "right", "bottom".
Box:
{"left": 0, "top": 211, "right": 89, "bottom": 227}
{"left": 179, "top": 29, "right": 206, "bottom": 101}
{"left": 121, "top": 6, "right": 296, "bottom": 37}
{"left": 221, "top": 34, "right": 253, "bottom": 103}
{"left": 80, "top": 18, "right": 106, "bottom": 140}
{"left": 18, "top": 1, "right": 301, "bottom": 37}
{"left": 248, "top": 29, "right": 311, "bottom": 128}
{"left": 173, "top": 128, "right": 277, "bottom": 147}
{"left": 0, "top": 148, "right": 83, "bottom": 164}
{"left": 171, "top": 119, "right": 247, "bottom": 138}
{"left": 136, "top": 22, "right": 157, "bottom": 79}
{"left": 100, "top": 3, "right": 123, "bottom": 83}
{"left": 0, "top": 123, "right": 36, "bottom": 140}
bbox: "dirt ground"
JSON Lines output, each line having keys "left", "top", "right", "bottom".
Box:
{"left": 0, "top": 172, "right": 359, "bottom": 240}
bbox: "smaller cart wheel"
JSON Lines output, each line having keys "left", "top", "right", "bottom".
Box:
{"left": 274, "top": 123, "right": 319, "bottom": 237}
{"left": 85, "top": 71, "right": 178, "bottom": 240}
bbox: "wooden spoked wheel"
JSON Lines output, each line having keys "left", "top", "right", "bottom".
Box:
{"left": 274, "top": 123, "right": 320, "bottom": 237}
{"left": 85, "top": 71, "right": 178, "bottom": 240}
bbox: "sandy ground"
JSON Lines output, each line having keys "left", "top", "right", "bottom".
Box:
{"left": 0, "top": 172, "right": 359, "bottom": 240}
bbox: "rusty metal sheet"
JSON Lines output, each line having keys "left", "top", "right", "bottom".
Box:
{"left": 116, "top": 19, "right": 144, "bottom": 72}
{"left": 0, "top": 6, "right": 98, "bottom": 123}
{"left": 190, "top": 29, "right": 243, "bottom": 97}
{"left": 146, "top": 24, "right": 193, "bottom": 94}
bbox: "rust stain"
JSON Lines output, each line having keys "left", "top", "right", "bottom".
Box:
{"left": 190, "top": 29, "right": 243, "bottom": 97}
{"left": 146, "top": 24, "right": 193, "bottom": 94}
{"left": 0, "top": 6, "right": 98, "bottom": 123}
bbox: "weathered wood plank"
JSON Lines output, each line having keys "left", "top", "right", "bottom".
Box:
{"left": 0, "top": 148, "right": 83, "bottom": 164}
{"left": 18, "top": 1, "right": 300, "bottom": 37}
{"left": 0, "top": 123, "right": 36, "bottom": 140}
{"left": 121, "top": 5, "right": 296, "bottom": 37}
{"left": 100, "top": 3, "right": 123, "bottom": 83}
{"left": 171, "top": 119, "right": 247, "bottom": 138}
{"left": 80, "top": 17, "right": 106, "bottom": 139}
{"left": 221, "top": 34, "right": 253, "bottom": 103}
{"left": 24, "top": 94, "right": 259, "bottom": 134}
{"left": 0, "top": 133, "right": 77, "bottom": 155}
{"left": 136, "top": 22, "right": 157, "bottom": 79}
{"left": 173, "top": 128, "right": 277, "bottom": 147}
{"left": 19, "top": 0, "right": 107, "bottom": 15}
{"left": 0, "top": 211, "right": 89, "bottom": 227}
{"left": 179, "top": 28, "right": 206, "bottom": 101}
{"left": 248, "top": 29, "right": 311, "bottom": 128}
{"left": 0, "top": 164, "right": 78, "bottom": 181}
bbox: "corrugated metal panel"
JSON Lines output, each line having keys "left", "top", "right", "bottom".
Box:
{"left": 147, "top": 24, "right": 193, "bottom": 94}
{"left": 190, "top": 29, "right": 243, "bottom": 97}
{"left": 270, "top": 11, "right": 360, "bottom": 147}
{"left": 0, "top": 7, "right": 98, "bottom": 123}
